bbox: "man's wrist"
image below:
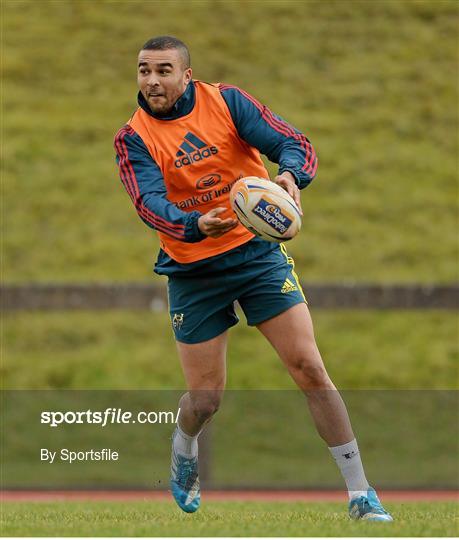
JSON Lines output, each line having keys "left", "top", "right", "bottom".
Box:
{"left": 277, "top": 169, "right": 299, "bottom": 186}
{"left": 187, "top": 212, "right": 206, "bottom": 242}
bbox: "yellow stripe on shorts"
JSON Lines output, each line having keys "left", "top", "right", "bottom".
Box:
{"left": 280, "top": 243, "right": 307, "bottom": 303}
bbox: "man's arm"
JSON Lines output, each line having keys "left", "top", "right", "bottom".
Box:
{"left": 114, "top": 125, "right": 206, "bottom": 242}
{"left": 219, "top": 84, "right": 318, "bottom": 191}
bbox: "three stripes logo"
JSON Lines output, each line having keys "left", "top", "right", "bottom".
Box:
{"left": 281, "top": 277, "right": 298, "bottom": 294}
{"left": 174, "top": 131, "right": 218, "bottom": 168}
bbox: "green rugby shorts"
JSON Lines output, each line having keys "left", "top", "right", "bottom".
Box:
{"left": 167, "top": 244, "right": 306, "bottom": 344}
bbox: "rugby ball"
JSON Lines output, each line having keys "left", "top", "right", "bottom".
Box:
{"left": 230, "top": 176, "right": 302, "bottom": 242}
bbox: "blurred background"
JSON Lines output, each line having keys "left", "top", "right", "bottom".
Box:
{"left": 2, "top": 0, "right": 458, "bottom": 489}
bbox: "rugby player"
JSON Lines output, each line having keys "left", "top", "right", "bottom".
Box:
{"left": 114, "top": 36, "right": 392, "bottom": 522}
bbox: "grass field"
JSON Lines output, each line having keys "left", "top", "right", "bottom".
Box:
{"left": 3, "top": 311, "right": 457, "bottom": 490}
{"left": 3, "top": 389, "right": 456, "bottom": 489}
{"left": 3, "top": 310, "right": 457, "bottom": 389}
{"left": 3, "top": 0, "right": 458, "bottom": 283}
{"left": 1, "top": 501, "right": 457, "bottom": 536}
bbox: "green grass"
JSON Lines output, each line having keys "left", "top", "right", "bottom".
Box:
{"left": 1, "top": 501, "right": 457, "bottom": 536}
{"left": 3, "top": 389, "right": 456, "bottom": 489}
{"left": 3, "top": 310, "right": 458, "bottom": 389}
{"left": 3, "top": 0, "right": 458, "bottom": 283}
{"left": 3, "top": 311, "right": 457, "bottom": 490}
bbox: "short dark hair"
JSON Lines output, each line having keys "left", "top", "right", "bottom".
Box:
{"left": 141, "top": 35, "right": 191, "bottom": 69}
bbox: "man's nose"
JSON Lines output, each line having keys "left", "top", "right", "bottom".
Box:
{"left": 146, "top": 74, "right": 160, "bottom": 87}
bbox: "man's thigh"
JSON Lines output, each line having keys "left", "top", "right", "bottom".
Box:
{"left": 256, "top": 302, "right": 334, "bottom": 391}
{"left": 176, "top": 331, "right": 228, "bottom": 391}
{"left": 256, "top": 302, "right": 319, "bottom": 363}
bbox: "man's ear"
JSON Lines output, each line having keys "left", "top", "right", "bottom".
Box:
{"left": 184, "top": 68, "right": 192, "bottom": 84}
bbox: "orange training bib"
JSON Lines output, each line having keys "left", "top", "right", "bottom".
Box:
{"left": 129, "top": 81, "right": 269, "bottom": 263}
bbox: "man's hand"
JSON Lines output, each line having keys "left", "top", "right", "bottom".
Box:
{"left": 273, "top": 171, "right": 303, "bottom": 215}
{"left": 198, "top": 207, "right": 238, "bottom": 238}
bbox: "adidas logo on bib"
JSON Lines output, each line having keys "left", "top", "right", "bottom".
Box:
{"left": 174, "top": 131, "right": 218, "bottom": 168}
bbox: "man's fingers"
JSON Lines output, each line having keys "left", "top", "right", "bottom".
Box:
{"left": 199, "top": 204, "right": 238, "bottom": 236}
{"left": 207, "top": 222, "right": 238, "bottom": 237}
{"left": 208, "top": 207, "right": 227, "bottom": 218}
{"left": 208, "top": 223, "right": 238, "bottom": 235}
{"left": 215, "top": 218, "right": 238, "bottom": 227}
{"left": 205, "top": 218, "right": 237, "bottom": 228}
{"left": 204, "top": 208, "right": 235, "bottom": 226}
{"left": 292, "top": 189, "right": 303, "bottom": 216}
{"left": 276, "top": 178, "right": 303, "bottom": 217}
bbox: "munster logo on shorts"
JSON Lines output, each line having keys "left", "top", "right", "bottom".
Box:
{"left": 172, "top": 313, "right": 184, "bottom": 330}
{"left": 174, "top": 132, "right": 218, "bottom": 168}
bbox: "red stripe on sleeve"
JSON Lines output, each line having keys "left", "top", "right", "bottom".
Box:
{"left": 116, "top": 128, "right": 186, "bottom": 231}
{"left": 114, "top": 127, "right": 186, "bottom": 239}
{"left": 220, "top": 85, "right": 317, "bottom": 176}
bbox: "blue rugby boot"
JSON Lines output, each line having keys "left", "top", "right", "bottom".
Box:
{"left": 349, "top": 487, "right": 393, "bottom": 522}
{"left": 170, "top": 430, "right": 200, "bottom": 513}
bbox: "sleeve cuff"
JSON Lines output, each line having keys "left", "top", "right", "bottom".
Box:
{"left": 278, "top": 166, "right": 301, "bottom": 186}
{"left": 278, "top": 166, "right": 313, "bottom": 190}
{"left": 185, "top": 211, "right": 207, "bottom": 243}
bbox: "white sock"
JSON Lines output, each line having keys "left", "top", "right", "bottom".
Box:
{"left": 329, "top": 439, "right": 370, "bottom": 500}
{"left": 173, "top": 424, "right": 198, "bottom": 458}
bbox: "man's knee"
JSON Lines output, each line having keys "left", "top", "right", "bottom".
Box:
{"left": 189, "top": 391, "right": 222, "bottom": 422}
{"left": 288, "top": 345, "right": 332, "bottom": 389}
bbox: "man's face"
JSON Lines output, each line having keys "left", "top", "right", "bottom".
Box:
{"left": 137, "top": 48, "right": 192, "bottom": 116}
